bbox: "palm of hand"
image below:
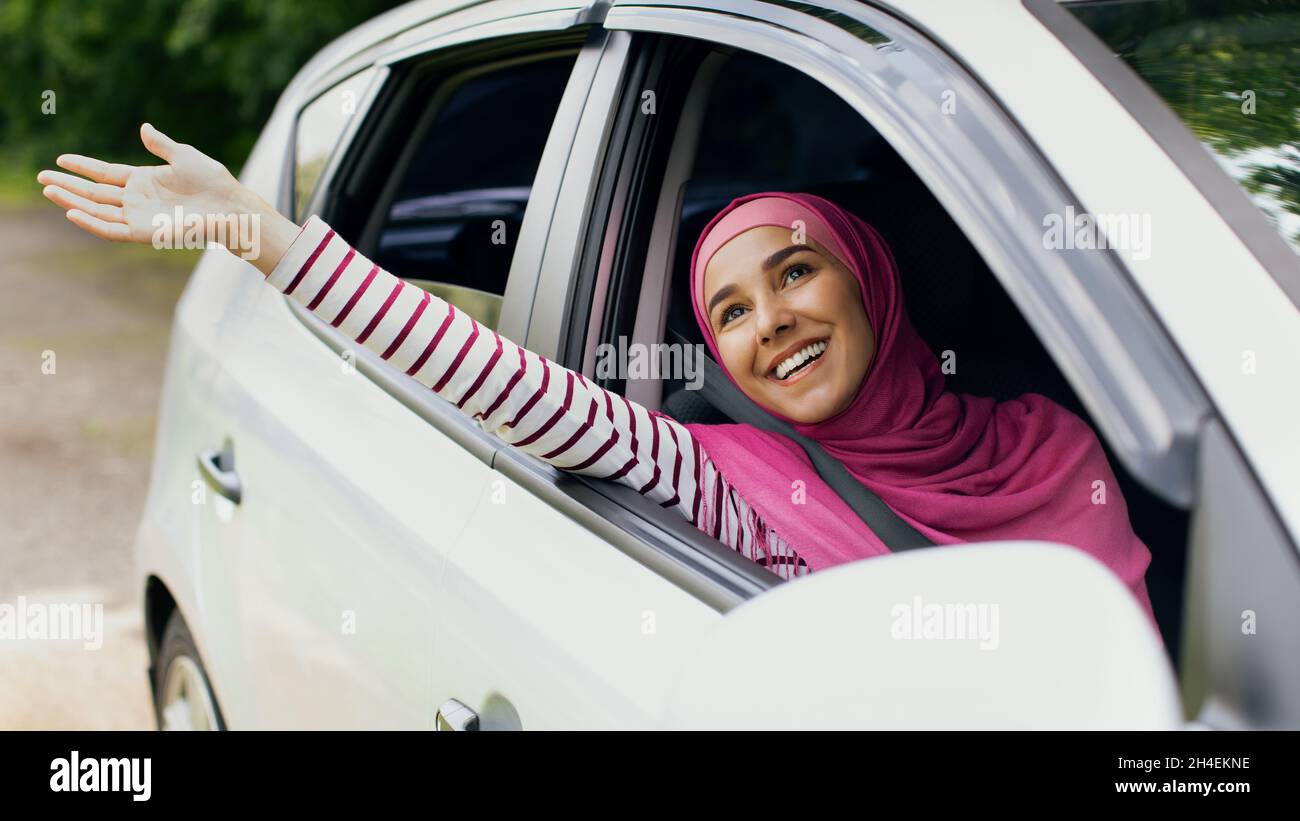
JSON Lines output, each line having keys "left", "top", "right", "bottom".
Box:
{"left": 121, "top": 162, "right": 233, "bottom": 245}
{"left": 38, "top": 123, "right": 239, "bottom": 247}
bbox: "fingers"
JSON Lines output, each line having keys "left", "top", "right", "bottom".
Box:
{"left": 140, "top": 122, "right": 181, "bottom": 164}
{"left": 65, "top": 209, "right": 132, "bottom": 242}
{"left": 41, "top": 183, "right": 125, "bottom": 224}
{"left": 36, "top": 169, "right": 124, "bottom": 206}
{"left": 55, "top": 153, "right": 133, "bottom": 186}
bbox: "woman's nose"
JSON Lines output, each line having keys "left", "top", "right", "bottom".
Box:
{"left": 754, "top": 298, "right": 796, "bottom": 345}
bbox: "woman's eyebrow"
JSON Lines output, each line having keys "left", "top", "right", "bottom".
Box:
{"left": 706, "top": 283, "right": 737, "bottom": 317}
{"left": 761, "top": 244, "right": 814, "bottom": 271}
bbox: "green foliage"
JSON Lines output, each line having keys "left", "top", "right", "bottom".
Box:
{"left": 1070, "top": 0, "right": 1300, "bottom": 248}
{"left": 0, "top": 0, "right": 407, "bottom": 175}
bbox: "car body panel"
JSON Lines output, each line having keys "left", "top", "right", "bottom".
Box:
{"left": 435, "top": 471, "right": 723, "bottom": 729}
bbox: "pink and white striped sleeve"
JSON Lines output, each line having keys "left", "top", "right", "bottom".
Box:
{"left": 265, "top": 216, "right": 812, "bottom": 580}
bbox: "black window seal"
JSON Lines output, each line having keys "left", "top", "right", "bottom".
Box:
{"left": 556, "top": 33, "right": 657, "bottom": 370}
{"left": 568, "top": 36, "right": 707, "bottom": 393}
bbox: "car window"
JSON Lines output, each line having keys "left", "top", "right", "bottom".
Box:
{"left": 622, "top": 33, "right": 1197, "bottom": 652}
{"left": 295, "top": 68, "right": 380, "bottom": 222}
{"left": 663, "top": 49, "right": 1046, "bottom": 413}
{"left": 671, "top": 50, "right": 892, "bottom": 349}
{"left": 688, "top": 50, "right": 880, "bottom": 194}
{"left": 1067, "top": 0, "right": 1300, "bottom": 255}
{"left": 368, "top": 55, "right": 577, "bottom": 328}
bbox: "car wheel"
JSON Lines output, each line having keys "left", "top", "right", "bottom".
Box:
{"left": 154, "top": 610, "right": 226, "bottom": 731}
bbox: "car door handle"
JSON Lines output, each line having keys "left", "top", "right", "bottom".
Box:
{"left": 436, "top": 698, "right": 479, "bottom": 731}
{"left": 196, "top": 439, "right": 242, "bottom": 505}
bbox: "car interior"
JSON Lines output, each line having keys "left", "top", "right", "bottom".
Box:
{"left": 620, "top": 45, "right": 1191, "bottom": 661}
{"left": 320, "top": 42, "right": 583, "bottom": 329}
{"left": 366, "top": 53, "right": 577, "bottom": 329}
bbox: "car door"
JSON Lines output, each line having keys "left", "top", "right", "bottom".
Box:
{"left": 178, "top": 63, "right": 395, "bottom": 730}
{"left": 435, "top": 0, "right": 1209, "bottom": 728}
{"left": 197, "top": 11, "right": 605, "bottom": 729}
{"left": 428, "top": 28, "right": 759, "bottom": 731}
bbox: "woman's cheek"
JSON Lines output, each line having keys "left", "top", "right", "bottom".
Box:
{"left": 803, "top": 276, "right": 841, "bottom": 314}
{"left": 719, "top": 338, "right": 752, "bottom": 381}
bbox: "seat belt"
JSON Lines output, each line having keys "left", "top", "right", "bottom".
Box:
{"left": 671, "top": 329, "right": 934, "bottom": 551}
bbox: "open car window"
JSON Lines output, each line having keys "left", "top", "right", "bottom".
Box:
{"left": 580, "top": 28, "right": 1193, "bottom": 654}
{"left": 656, "top": 48, "right": 1084, "bottom": 421}
{"left": 371, "top": 55, "right": 576, "bottom": 328}
{"left": 305, "top": 49, "right": 580, "bottom": 329}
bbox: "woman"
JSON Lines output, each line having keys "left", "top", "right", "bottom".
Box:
{"left": 37, "top": 123, "right": 1157, "bottom": 625}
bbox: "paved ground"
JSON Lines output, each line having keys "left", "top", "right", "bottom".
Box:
{"left": 0, "top": 202, "right": 198, "bottom": 729}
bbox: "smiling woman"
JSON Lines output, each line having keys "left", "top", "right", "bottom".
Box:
{"left": 701, "top": 223, "right": 874, "bottom": 424}
{"left": 682, "top": 191, "right": 1160, "bottom": 632}
{"left": 34, "top": 125, "right": 1158, "bottom": 627}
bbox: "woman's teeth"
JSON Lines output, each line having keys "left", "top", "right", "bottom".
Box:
{"left": 774, "top": 340, "right": 828, "bottom": 380}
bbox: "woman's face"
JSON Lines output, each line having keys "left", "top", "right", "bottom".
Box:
{"left": 702, "top": 225, "right": 875, "bottom": 424}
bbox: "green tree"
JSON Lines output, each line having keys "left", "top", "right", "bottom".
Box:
{"left": 0, "top": 0, "right": 405, "bottom": 175}
{"left": 1071, "top": 0, "right": 1300, "bottom": 248}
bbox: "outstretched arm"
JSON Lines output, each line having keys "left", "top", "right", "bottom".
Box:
{"left": 36, "top": 124, "right": 811, "bottom": 580}
{"left": 270, "top": 216, "right": 811, "bottom": 579}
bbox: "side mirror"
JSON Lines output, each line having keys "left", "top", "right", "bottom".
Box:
{"left": 662, "top": 541, "right": 1181, "bottom": 729}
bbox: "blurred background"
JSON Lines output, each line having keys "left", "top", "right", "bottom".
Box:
{"left": 0, "top": 0, "right": 405, "bottom": 729}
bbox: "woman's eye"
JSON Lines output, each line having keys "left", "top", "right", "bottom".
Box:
{"left": 720, "top": 305, "right": 745, "bottom": 326}
{"left": 718, "top": 265, "right": 812, "bottom": 327}
{"left": 784, "top": 264, "right": 811, "bottom": 285}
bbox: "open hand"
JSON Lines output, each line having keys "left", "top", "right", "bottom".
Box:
{"left": 36, "top": 123, "right": 300, "bottom": 275}
{"left": 37, "top": 123, "right": 243, "bottom": 245}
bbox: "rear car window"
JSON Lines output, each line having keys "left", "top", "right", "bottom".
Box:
{"left": 372, "top": 55, "right": 576, "bottom": 327}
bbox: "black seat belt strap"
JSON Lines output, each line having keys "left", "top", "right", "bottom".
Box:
{"left": 671, "top": 329, "right": 934, "bottom": 551}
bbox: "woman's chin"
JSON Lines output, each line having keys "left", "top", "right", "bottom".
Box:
{"left": 765, "top": 389, "right": 843, "bottom": 424}
{"left": 744, "top": 369, "right": 849, "bottom": 422}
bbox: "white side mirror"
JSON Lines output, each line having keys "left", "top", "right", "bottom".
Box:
{"left": 662, "top": 541, "right": 1181, "bottom": 729}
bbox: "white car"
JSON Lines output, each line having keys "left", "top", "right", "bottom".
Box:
{"left": 134, "top": 0, "right": 1300, "bottom": 730}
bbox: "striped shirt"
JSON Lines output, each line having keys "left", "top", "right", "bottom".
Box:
{"left": 267, "top": 216, "right": 812, "bottom": 580}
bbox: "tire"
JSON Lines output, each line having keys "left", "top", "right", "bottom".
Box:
{"left": 153, "top": 610, "right": 227, "bottom": 730}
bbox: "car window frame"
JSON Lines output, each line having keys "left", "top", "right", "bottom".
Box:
{"left": 293, "top": 67, "right": 384, "bottom": 224}
{"left": 490, "top": 27, "right": 788, "bottom": 609}
{"left": 503, "top": 0, "right": 1244, "bottom": 613}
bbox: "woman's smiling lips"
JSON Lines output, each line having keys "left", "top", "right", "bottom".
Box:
{"left": 764, "top": 336, "right": 830, "bottom": 386}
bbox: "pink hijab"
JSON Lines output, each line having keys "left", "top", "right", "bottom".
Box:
{"left": 682, "top": 191, "right": 1157, "bottom": 624}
